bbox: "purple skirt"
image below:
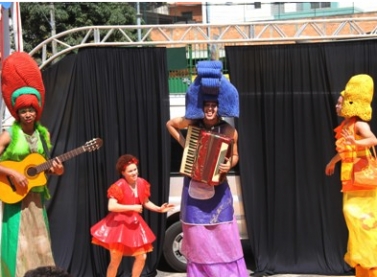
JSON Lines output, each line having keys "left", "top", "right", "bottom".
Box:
{"left": 181, "top": 177, "right": 234, "bottom": 224}
{"left": 181, "top": 218, "right": 249, "bottom": 277}
{"left": 180, "top": 177, "right": 249, "bottom": 276}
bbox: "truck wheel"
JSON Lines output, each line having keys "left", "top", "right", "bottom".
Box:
{"left": 163, "top": 221, "right": 187, "bottom": 272}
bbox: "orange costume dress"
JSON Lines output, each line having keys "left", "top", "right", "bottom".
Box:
{"left": 91, "top": 177, "right": 156, "bottom": 256}
{"left": 335, "top": 117, "right": 377, "bottom": 277}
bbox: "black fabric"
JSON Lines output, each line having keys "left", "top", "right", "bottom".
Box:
{"left": 226, "top": 39, "right": 377, "bottom": 275}
{"left": 40, "top": 47, "right": 170, "bottom": 277}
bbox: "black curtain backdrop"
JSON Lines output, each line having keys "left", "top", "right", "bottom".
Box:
{"left": 39, "top": 47, "right": 170, "bottom": 277}
{"left": 226, "top": 39, "right": 377, "bottom": 276}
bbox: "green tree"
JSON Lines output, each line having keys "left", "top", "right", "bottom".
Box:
{"left": 20, "top": 2, "right": 140, "bottom": 56}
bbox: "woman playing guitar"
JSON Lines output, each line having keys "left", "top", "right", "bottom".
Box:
{"left": 0, "top": 52, "right": 64, "bottom": 277}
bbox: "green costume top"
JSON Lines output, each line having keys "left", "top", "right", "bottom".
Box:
{"left": 1, "top": 121, "right": 52, "bottom": 198}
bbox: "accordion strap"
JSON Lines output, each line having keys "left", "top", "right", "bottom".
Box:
{"left": 229, "top": 139, "right": 234, "bottom": 167}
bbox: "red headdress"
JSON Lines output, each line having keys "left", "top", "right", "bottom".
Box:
{"left": 1, "top": 52, "right": 45, "bottom": 121}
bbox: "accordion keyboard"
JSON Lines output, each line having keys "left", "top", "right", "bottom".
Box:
{"left": 180, "top": 126, "right": 201, "bottom": 176}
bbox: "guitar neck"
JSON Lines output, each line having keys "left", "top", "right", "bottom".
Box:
{"left": 35, "top": 146, "right": 87, "bottom": 173}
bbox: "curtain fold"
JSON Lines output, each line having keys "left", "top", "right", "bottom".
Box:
{"left": 41, "top": 47, "right": 170, "bottom": 277}
{"left": 226, "top": 40, "right": 377, "bottom": 275}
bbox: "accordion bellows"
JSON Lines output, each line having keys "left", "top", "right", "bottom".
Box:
{"left": 180, "top": 126, "right": 233, "bottom": 185}
{"left": 1, "top": 52, "right": 45, "bottom": 121}
{"left": 185, "top": 60, "right": 239, "bottom": 119}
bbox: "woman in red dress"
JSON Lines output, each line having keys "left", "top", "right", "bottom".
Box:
{"left": 91, "top": 154, "right": 174, "bottom": 277}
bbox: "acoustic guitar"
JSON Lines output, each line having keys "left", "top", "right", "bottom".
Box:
{"left": 0, "top": 138, "right": 103, "bottom": 204}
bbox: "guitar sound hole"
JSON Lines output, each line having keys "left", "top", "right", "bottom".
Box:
{"left": 27, "top": 167, "right": 37, "bottom": 177}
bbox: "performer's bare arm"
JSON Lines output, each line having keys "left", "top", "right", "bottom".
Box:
{"left": 341, "top": 121, "right": 377, "bottom": 147}
{"left": 0, "top": 130, "right": 11, "bottom": 156}
{"left": 219, "top": 128, "right": 239, "bottom": 173}
{"left": 0, "top": 131, "right": 28, "bottom": 188}
{"left": 230, "top": 129, "right": 239, "bottom": 167}
{"left": 108, "top": 197, "right": 143, "bottom": 213}
{"left": 144, "top": 198, "right": 175, "bottom": 213}
{"left": 166, "top": 117, "right": 194, "bottom": 148}
{"left": 325, "top": 153, "right": 341, "bottom": 176}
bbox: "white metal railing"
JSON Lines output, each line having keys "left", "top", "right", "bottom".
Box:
{"left": 2, "top": 17, "right": 377, "bottom": 129}
{"left": 29, "top": 17, "right": 377, "bottom": 69}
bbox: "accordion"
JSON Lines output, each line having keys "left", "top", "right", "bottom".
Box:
{"left": 180, "top": 126, "right": 233, "bottom": 185}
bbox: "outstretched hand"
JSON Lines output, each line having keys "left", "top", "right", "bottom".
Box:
{"left": 159, "top": 203, "right": 175, "bottom": 213}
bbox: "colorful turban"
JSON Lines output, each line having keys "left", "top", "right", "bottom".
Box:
{"left": 1, "top": 52, "right": 45, "bottom": 121}
{"left": 340, "top": 74, "right": 374, "bottom": 121}
{"left": 185, "top": 60, "right": 239, "bottom": 119}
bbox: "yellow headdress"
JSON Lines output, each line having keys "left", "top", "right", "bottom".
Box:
{"left": 340, "top": 74, "right": 374, "bottom": 121}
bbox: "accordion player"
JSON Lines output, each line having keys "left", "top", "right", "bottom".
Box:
{"left": 179, "top": 125, "right": 234, "bottom": 185}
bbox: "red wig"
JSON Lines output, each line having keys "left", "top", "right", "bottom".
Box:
{"left": 116, "top": 154, "right": 139, "bottom": 174}
{"left": 1, "top": 52, "right": 45, "bottom": 121}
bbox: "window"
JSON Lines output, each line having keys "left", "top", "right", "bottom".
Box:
{"left": 310, "top": 2, "right": 330, "bottom": 9}
{"left": 181, "top": 11, "right": 193, "bottom": 21}
{"left": 296, "top": 3, "right": 303, "bottom": 11}
{"left": 272, "top": 2, "right": 285, "bottom": 15}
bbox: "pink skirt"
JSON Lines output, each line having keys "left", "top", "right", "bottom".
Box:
{"left": 181, "top": 217, "right": 249, "bottom": 277}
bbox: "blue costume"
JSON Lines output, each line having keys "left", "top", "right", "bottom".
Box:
{"left": 180, "top": 61, "right": 248, "bottom": 277}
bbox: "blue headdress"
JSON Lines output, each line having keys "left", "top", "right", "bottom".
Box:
{"left": 185, "top": 60, "right": 239, "bottom": 119}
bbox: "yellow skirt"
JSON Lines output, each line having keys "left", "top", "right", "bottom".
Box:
{"left": 343, "top": 190, "right": 377, "bottom": 270}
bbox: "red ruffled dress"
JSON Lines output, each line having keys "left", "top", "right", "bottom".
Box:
{"left": 91, "top": 178, "right": 156, "bottom": 256}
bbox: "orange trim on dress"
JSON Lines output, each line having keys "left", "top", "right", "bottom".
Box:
{"left": 335, "top": 117, "right": 375, "bottom": 192}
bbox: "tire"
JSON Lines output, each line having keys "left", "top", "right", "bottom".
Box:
{"left": 163, "top": 221, "right": 187, "bottom": 272}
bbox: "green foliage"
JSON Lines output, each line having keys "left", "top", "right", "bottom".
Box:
{"left": 20, "top": 2, "right": 140, "bottom": 55}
